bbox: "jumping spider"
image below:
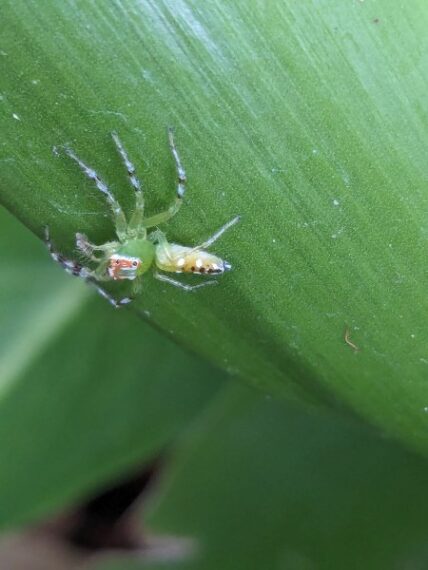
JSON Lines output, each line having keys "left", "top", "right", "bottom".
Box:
{"left": 46, "top": 129, "right": 239, "bottom": 308}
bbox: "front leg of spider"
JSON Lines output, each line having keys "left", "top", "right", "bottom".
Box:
{"left": 44, "top": 227, "right": 132, "bottom": 308}
{"left": 50, "top": 140, "right": 143, "bottom": 308}
{"left": 46, "top": 129, "right": 238, "bottom": 308}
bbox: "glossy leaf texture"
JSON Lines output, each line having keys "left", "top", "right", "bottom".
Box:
{"left": 1, "top": 1, "right": 428, "bottom": 451}
{"left": 0, "top": 206, "right": 225, "bottom": 528}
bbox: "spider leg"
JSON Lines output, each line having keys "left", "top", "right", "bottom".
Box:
{"left": 131, "top": 276, "right": 143, "bottom": 297}
{"left": 75, "top": 233, "right": 102, "bottom": 262}
{"left": 45, "top": 226, "right": 89, "bottom": 277}
{"left": 148, "top": 229, "right": 167, "bottom": 244}
{"left": 191, "top": 215, "right": 240, "bottom": 251}
{"left": 91, "top": 283, "right": 132, "bottom": 308}
{"left": 154, "top": 271, "right": 217, "bottom": 291}
{"left": 143, "top": 128, "right": 186, "bottom": 228}
{"left": 168, "top": 127, "right": 187, "bottom": 199}
{"left": 64, "top": 146, "right": 128, "bottom": 241}
{"left": 45, "top": 227, "right": 131, "bottom": 308}
{"left": 75, "top": 233, "right": 118, "bottom": 261}
{"left": 111, "top": 132, "right": 145, "bottom": 236}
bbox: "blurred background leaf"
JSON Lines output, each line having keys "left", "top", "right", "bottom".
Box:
{"left": 87, "top": 384, "right": 428, "bottom": 570}
{"left": 2, "top": 0, "right": 428, "bottom": 453}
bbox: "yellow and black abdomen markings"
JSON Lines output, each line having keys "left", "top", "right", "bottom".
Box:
{"left": 155, "top": 244, "right": 231, "bottom": 275}
{"left": 182, "top": 253, "right": 225, "bottom": 274}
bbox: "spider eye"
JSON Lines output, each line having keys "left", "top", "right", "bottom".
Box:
{"left": 132, "top": 260, "right": 138, "bottom": 267}
{"left": 116, "top": 259, "right": 121, "bottom": 265}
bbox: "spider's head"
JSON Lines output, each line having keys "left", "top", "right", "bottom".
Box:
{"left": 108, "top": 254, "right": 142, "bottom": 280}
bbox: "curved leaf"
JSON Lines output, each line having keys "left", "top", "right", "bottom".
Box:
{"left": 1, "top": 1, "right": 428, "bottom": 451}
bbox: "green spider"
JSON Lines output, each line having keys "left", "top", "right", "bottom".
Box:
{"left": 45, "top": 129, "right": 239, "bottom": 307}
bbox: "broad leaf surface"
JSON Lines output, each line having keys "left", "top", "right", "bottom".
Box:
{"left": 1, "top": 2, "right": 428, "bottom": 450}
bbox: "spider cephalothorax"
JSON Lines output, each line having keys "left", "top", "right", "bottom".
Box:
{"left": 45, "top": 129, "right": 239, "bottom": 307}
{"left": 108, "top": 255, "right": 142, "bottom": 280}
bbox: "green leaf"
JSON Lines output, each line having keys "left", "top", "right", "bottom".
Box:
{"left": 0, "top": 206, "right": 225, "bottom": 528}
{"left": 88, "top": 385, "right": 428, "bottom": 570}
{"left": 1, "top": 1, "right": 428, "bottom": 451}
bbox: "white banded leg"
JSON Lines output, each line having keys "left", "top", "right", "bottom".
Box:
{"left": 154, "top": 271, "right": 217, "bottom": 291}
{"left": 143, "top": 128, "right": 186, "bottom": 228}
{"left": 111, "top": 132, "right": 145, "bottom": 235}
{"left": 168, "top": 127, "right": 187, "bottom": 199}
{"left": 45, "top": 227, "right": 131, "bottom": 308}
{"left": 194, "top": 215, "right": 241, "bottom": 250}
{"left": 91, "top": 283, "right": 132, "bottom": 308}
{"left": 64, "top": 146, "right": 127, "bottom": 241}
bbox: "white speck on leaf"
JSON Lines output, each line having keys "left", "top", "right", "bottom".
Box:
{"left": 342, "top": 172, "right": 351, "bottom": 187}
{"left": 12, "top": 113, "right": 20, "bottom": 121}
{"left": 331, "top": 228, "right": 344, "bottom": 239}
{"left": 142, "top": 69, "right": 154, "bottom": 82}
{"left": 271, "top": 167, "right": 287, "bottom": 174}
{"left": 333, "top": 199, "right": 340, "bottom": 206}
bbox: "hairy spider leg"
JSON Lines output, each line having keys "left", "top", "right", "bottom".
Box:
{"left": 45, "top": 227, "right": 131, "bottom": 308}
{"left": 64, "top": 146, "right": 128, "bottom": 242}
{"left": 111, "top": 132, "right": 145, "bottom": 237}
{"left": 143, "top": 128, "right": 187, "bottom": 229}
{"left": 154, "top": 271, "right": 217, "bottom": 291}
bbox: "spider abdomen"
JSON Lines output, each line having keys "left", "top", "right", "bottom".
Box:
{"left": 155, "top": 244, "right": 231, "bottom": 275}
